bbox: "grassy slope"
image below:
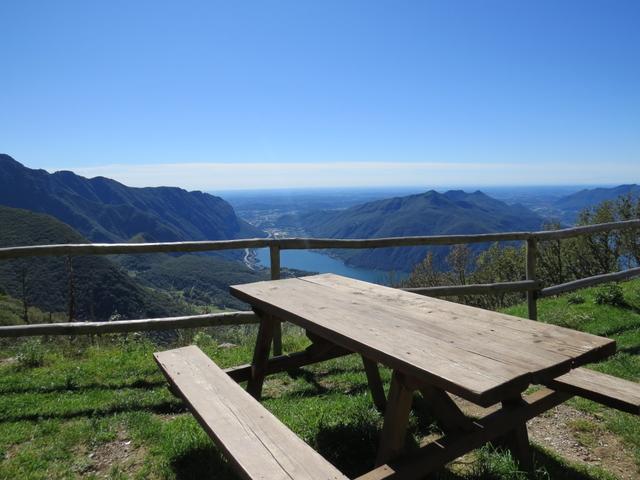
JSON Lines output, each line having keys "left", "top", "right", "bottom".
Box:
{"left": 1, "top": 280, "right": 639, "bottom": 479}
{"left": 504, "top": 279, "right": 640, "bottom": 469}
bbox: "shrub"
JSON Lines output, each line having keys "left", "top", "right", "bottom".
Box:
{"left": 594, "top": 283, "right": 625, "bottom": 307}
{"left": 567, "top": 293, "right": 585, "bottom": 305}
{"left": 16, "top": 339, "right": 45, "bottom": 368}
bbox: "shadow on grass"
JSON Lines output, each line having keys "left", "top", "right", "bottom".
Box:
{"left": 0, "top": 399, "right": 186, "bottom": 422}
{"left": 0, "top": 378, "right": 166, "bottom": 396}
{"left": 165, "top": 416, "right": 616, "bottom": 480}
{"left": 173, "top": 446, "right": 238, "bottom": 480}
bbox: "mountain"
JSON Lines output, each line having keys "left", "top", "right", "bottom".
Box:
{"left": 554, "top": 184, "right": 640, "bottom": 224}
{"left": 0, "top": 206, "right": 188, "bottom": 321}
{"left": 0, "top": 154, "right": 264, "bottom": 243}
{"left": 277, "top": 190, "right": 545, "bottom": 271}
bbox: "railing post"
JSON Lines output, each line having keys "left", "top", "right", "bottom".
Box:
{"left": 269, "top": 244, "right": 283, "bottom": 355}
{"left": 526, "top": 238, "right": 538, "bottom": 320}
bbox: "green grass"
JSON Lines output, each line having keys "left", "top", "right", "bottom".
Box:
{"left": 2, "top": 280, "right": 640, "bottom": 479}
{"left": 504, "top": 279, "right": 640, "bottom": 471}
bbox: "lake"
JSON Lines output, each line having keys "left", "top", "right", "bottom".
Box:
{"left": 254, "top": 248, "right": 408, "bottom": 285}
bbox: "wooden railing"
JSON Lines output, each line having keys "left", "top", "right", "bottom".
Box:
{"left": 1, "top": 218, "right": 640, "bottom": 353}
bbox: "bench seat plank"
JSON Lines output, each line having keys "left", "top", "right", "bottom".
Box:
{"left": 154, "top": 346, "right": 347, "bottom": 480}
{"left": 547, "top": 367, "right": 640, "bottom": 414}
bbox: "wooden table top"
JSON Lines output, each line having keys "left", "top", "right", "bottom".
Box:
{"left": 230, "top": 274, "right": 615, "bottom": 406}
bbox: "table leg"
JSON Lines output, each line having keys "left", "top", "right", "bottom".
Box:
{"left": 362, "top": 356, "right": 387, "bottom": 413}
{"left": 246, "top": 312, "right": 277, "bottom": 400}
{"left": 500, "top": 395, "right": 533, "bottom": 472}
{"left": 375, "top": 370, "right": 414, "bottom": 466}
{"left": 419, "top": 384, "right": 474, "bottom": 434}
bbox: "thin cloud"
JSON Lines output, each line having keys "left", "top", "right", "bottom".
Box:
{"left": 66, "top": 161, "right": 638, "bottom": 190}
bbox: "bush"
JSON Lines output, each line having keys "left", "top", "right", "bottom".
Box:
{"left": 567, "top": 293, "right": 585, "bottom": 305}
{"left": 594, "top": 283, "right": 626, "bottom": 307}
{"left": 16, "top": 339, "right": 45, "bottom": 368}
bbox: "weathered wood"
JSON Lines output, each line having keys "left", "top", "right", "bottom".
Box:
{"left": 402, "top": 280, "right": 541, "bottom": 297}
{"left": 225, "top": 343, "right": 351, "bottom": 383}
{"left": 539, "top": 266, "right": 640, "bottom": 298}
{"left": 500, "top": 395, "right": 533, "bottom": 472}
{"left": 362, "top": 356, "right": 387, "bottom": 412}
{"left": 304, "top": 274, "right": 616, "bottom": 368}
{"left": 0, "top": 311, "right": 258, "bottom": 337}
{"left": 154, "top": 346, "right": 348, "bottom": 480}
{"left": 247, "top": 312, "right": 277, "bottom": 400}
{"left": 270, "top": 245, "right": 283, "bottom": 356}
{"left": 546, "top": 367, "right": 640, "bottom": 414}
{"left": 526, "top": 238, "right": 538, "bottom": 320}
{"left": 232, "top": 274, "right": 614, "bottom": 406}
{"left": 2, "top": 219, "right": 637, "bottom": 260}
{"left": 375, "top": 371, "right": 415, "bottom": 466}
{"left": 0, "top": 238, "right": 271, "bottom": 259}
{"left": 532, "top": 219, "right": 640, "bottom": 241}
{"left": 357, "top": 388, "right": 571, "bottom": 480}
{"left": 419, "top": 384, "right": 474, "bottom": 433}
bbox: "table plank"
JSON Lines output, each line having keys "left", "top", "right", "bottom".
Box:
{"left": 304, "top": 274, "right": 615, "bottom": 365}
{"left": 230, "top": 274, "right": 615, "bottom": 406}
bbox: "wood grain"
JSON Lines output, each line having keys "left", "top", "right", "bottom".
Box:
{"left": 546, "top": 367, "right": 640, "bottom": 414}
{"left": 154, "top": 346, "right": 347, "bottom": 480}
{"left": 231, "top": 274, "right": 615, "bottom": 406}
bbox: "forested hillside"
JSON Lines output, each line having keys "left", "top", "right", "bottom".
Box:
{"left": 278, "top": 190, "right": 545, "bottom": 271}
{"left": 554, "top": 184, "right": 640, "bottom": 223}
{"left": 0, "top": 154, "right": 264, "bottom": 243}
{"left": 0, "top": 206, "right": 187, "bottom": 321}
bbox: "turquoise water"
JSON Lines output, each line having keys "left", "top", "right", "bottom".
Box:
{"left": 254, "top": 248, "right": 407, "bottom": 285}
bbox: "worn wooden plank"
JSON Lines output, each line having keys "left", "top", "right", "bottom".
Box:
{"left": 225, "top": 343, "right": 351, "bottom": 382}
{"left": 357, "top": 388, "right": 571, "bottom": 480}
{"left": 375, "top": 371, "right": 415, "bottom": 466}
{"left": 403, "top": 280, "right": 541, "bottom": 297}
{"left": 0, "top": 311, "right": 259, "bottom": 337}
{"left": 304, "top": 274, "right": 615, "bottom": 367}
{"left": 500, "top": 395, "right": 533, "bottom": 472}
{"left": 154, "top": 346, "right": 347, "bottom": 480}
{"left": 526, "top": 238, "right": 538, "bottom": 320}
{"left": 232, "top": 278, "right": 534, "bottom": 406}
{"left": 539, "top": 267, "right": 640, "bottom": 298}
{"left": 270, "top": 245, "right": 283, "bottom": 356}
{"left": 362, "top": 356, "right": 387, "bottom": 413}
{"left": 419, "top": 384, "right": 474, "bottom": 434}
{"left": 546, "top": 367, "right": 640, "bottom": 415}
{"left": 231, "top": 275, "right": 614, "bottom": 405}
{"left": 247, "top": 312, "right": 277, "bottom": 400}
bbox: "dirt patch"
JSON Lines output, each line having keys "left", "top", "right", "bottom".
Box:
{"left": 528, "top": 404, "right": 638, "bottom": 479}
{"left": 75, "top": 428, "right": 146, "bottom": 478}
{"left": 452, "top": 397, "right": 638, "bottom": 479}
{"left": 0, "top": 357, "right": 17, "bottom": 367}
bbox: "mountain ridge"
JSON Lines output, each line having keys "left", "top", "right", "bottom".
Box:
{"left": 0, "top": 154, "right": 264, "bottom": 243}
{"left": 277, "top": 189, "right": 546, "bottom": 271}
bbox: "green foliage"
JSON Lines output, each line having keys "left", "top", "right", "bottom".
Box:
{"left": 0, "top": 206, "right": 190, "bottom": 321}
{"left": 594, "top": 283, "right": 626, "bottom": 307}
{"left": 567, "top": 293, "right": 586, "bottom": 305}
{"left": 16, "top": 339, "right": 46, "bottom": 368}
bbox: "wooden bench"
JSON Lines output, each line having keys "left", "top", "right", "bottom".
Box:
{"left": 546, "top": 367, "right": 640, "bottom": 415}
{"left": 154, "top": 346, "right": 348, "bottom": 480}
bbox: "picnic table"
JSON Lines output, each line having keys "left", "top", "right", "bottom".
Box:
{"left": 156, "top": 273, "right": 640, "bottom": 479}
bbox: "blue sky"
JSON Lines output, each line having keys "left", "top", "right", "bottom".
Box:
{"left": 1, "top": 1, "right": 639, "bottom": 190}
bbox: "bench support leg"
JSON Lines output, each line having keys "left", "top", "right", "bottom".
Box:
{"left": 247, "top": 311, "right": 277, "bottom": 401}
{"left": 362, "top": 356, "right": 387, "bottom": 413}
{"left": 500, "top": 395, "right": 533, "bottom": 472}
{"left": 375, "top": 370, "right": 414, "bottom": 466}
{"left": 419, "top": 384, "right": 474, "bottom": 434}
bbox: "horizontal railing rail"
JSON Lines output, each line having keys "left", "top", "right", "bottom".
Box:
{"left": 1, "top": 219, "right": 639, "bottom": 260}
{"left": 1, "top": 219, "right": 639, "bottom": 344}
